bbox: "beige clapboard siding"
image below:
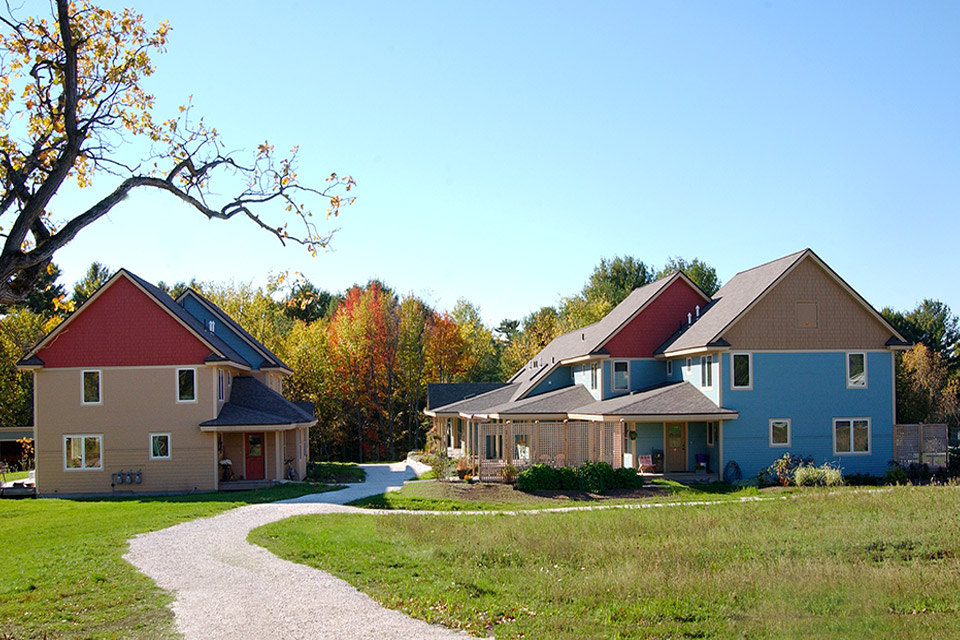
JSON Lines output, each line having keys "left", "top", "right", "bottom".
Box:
{"left": 35, "top": 365, "right": 219, "bottom": 495}
{"left": 722, "top": 257, "right": 892, "bottom": 351}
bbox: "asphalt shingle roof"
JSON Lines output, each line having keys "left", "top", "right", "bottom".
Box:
{"left": 201, "top": 376, "right": 316, "bottom": 427}
{"left": 655, "top": 250, "right": 807, "bottom": 355}
{"left": 427, "top": 382, "right": 511, "bottom": 411}
{"left": 429, "top": 383, "right": 520, "bottom": 414}
{"left": 570, "top": 382, "right": 738, "bottom": 418}
{"left": 481, "top": 384, "right": 597, "bottom": 417}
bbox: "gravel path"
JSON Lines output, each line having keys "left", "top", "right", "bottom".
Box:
{"left": 124, "top": 462, "right": 466, "bottom": 640}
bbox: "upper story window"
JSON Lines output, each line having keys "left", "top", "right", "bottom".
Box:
{"left": 666, "top": 360, "right": 673, "bottom": 377}
{"left": 81, "top": 370, "right": 101, "bottom": 405}
{"left": 700, "top": 355, "right": 713, "bottom": 388}
{"left": 686, "top": 357, "right": 692, "bottom": 373}
{"left": 846, "top": 353, "right": 866, "bottom": 388}
{"left": 613, "top": 361, "right": 629, "bottom": 391}
{"left": 732, "top": 353, "right": 752, "bottom": 389}
{"left": 590, "top": 363, "right": 598, "bottom": 390}
{"left": 218, "top": 370, "right": 226, "bottom": 402}
{"left": 178, "top": 368, "right": 197, "bottom": 402}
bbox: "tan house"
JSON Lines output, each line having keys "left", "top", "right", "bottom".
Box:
{"left": 17, "top": 269, "right": 315, "bottom": 496}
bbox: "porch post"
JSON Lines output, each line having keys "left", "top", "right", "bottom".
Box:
{"left": 213, "top": 433, "right": 219, "bottom": 491}
{"left": 275, "top": 431, "right": 282, "bottom": 481}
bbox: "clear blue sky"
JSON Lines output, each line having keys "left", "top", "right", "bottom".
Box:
{"left": 47, "top": 0, "right": 959, "bottom": 326}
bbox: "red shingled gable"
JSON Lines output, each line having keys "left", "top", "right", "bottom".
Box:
{"left": 602, "top": 278, "right": 707, "bottom": 357}
{"left": 37, "top": 275, "right": 214, "bottom": 368}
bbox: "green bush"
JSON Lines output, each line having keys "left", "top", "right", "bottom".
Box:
{"left": 576, "top": 461, "right": 616, "bottom": 493}
{"left": 517, "top": 464, "right": 560, "bottom": 491}
{"left": 558, "top": 466, "right": 578, "bottom": 490}
{"left": 306, "top": 462, "right": 366, "bottom": 483}
{"left": 792, "top": 463, "right": 843, "bottom": 487}
{"left": 612, "top": 466, "right": 644, "bottom": 489}
{"left": 883, "top": 465, "right": 909, "bottom": 485}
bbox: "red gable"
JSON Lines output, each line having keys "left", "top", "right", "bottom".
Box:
{"left": 602, "top": 278, "right": 707, "bottom": 358}
{"left": 37, "top": 275, "right": 214, "bottom": 368}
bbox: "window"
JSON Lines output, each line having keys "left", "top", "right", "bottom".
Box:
{"left": 218, "top": 369, "right": 226, "bottom": 402}
{"left": 613, "top": 361, "right": 629, "bottom": 391}
{"left": 732, "top": 353, "right": 752, "bottom": 389}
{"left": 590, "top": 363, "right": 598, "bottom": 390}
{"left": 178, "top": 368, "right": 196, "bottom": 402}
{"left": 666, "top": 360, "right": 673, "bottom": 377}
{"left": 769, "top": 419, "right": 791, "bottom": 447}
{"left": 64, "top": 435, "right": 102, "bottom": 470}
{"left": 485, "top": 434, "right": 500, "bottom": 459}
{"left": 834, "top": 418, "right": 870, "bottom": 455}
{"left": 847, "top": 352, "right": 866, "bottom": 388}
{"left": 82, "top": 370, "right": 101, "bottom": 404}
{"left": 706, "top": 422, "right": 716, "bottom": 448}
{"left": 686, "top": 357, "right": 692, "bottom": 373}
{"left": 700, "top": 355, "right": 713, "bottom": 388}
{"left": 150, "top": 433, "right": 171, "bottom": 459}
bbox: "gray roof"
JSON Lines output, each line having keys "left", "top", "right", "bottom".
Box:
{"left": 201, "top": 376, "right": 316, "bottom": 427}
{"left": 429, "top": 383, "right": 520, "bottom": 414}
{"left": 656, "top": 250, "right": 806, "bottom": 355}
{"left": 570, "top": 382, "right": 738, "bottom": 418}
{"left": 482, "top": 384, "right": 596, "bottom": 417}
{"left": 427, "top": 382, "right": 511, "bottom": 410}
{"left": 177, "top": 289, "right": 290, "bottom": 371}
{"left": 509, "top": 272, "right": 708, "bottom": 400}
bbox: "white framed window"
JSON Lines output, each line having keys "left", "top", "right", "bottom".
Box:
{"left": 846, "top": 353, "right": 866, "bottom": 388}
{"left": 81, "top": 370, "right": 101, "bottom": 405}
{"left": 666, "top": 360, "right": 673, "bottom": 377}
{"left": 731, "top": 353, "right": 752, "bottom": 390}
{"left": 700, "top": 355, "right": 713, "bottom": 388}
{"left": 769, "top": 418, "right": 791, "bottom": 447}
{"left": 834, "top": 418, "right": 871, "bottom": 455}
{"left": 686, "top": 357, "right": 692, "bottom": 373}
{"left": 64, "top": 435, "right": 102, "bottom": 470}
{"left": 706, "top": 422, "right": 716, "bottom": 448}
{"left": 613, "top": 360, "right": 629, "bottom": 391}
{"left": 218, "top": 369, "right": 226, "bottom": 402}
{"left": 150, "top": 433, "right": 171, "bottom": 459}
{"left": 590, "top": 363, "right": 598, "bottom": 390}
{"left": 177, "top": 368, "right": 197, "bottom": 403}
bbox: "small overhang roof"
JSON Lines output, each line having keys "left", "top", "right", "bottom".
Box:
{"left": 567, "top": 382, "right": 738, "bottom": 421}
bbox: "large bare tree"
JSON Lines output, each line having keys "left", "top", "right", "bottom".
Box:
{"left": 0, "top": 0, "right": 354, "bottom": 304}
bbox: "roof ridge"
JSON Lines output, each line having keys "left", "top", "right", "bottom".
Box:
{"left": 727, "top": 249, "right": 808, "bottom": 279}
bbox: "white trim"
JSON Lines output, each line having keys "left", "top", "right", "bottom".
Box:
{"left": 769, "top": 418, "right": 791, "bottom": 447}
{"left": 590, "top": 362, "right": 599, "bottom": 390}
{"left": 611, "top": 360, "right": 630, "bottom": 392}
{"left": 177, "top": 367, "right": 198, "bottom": 403}
{"left": 846, "top": 352, "right": 867, "bottom": 389}
{"left": 568, "top": 412, "right": 739, "bottom": 422}
{"left": 661, "top": 346, "right": 724, "bottom": 359}
{"left": 559, "top": 354, "right": 610, "bottom": 365}
{"left": 81, "top": 369, "right": 102, "bottom": 405}
{"left": 149, "top": 433, "right": 172, "bottom": 460}
{"left": 833, "top": 417, "right": 871, "bottom": 455}
{"left": 217, "top": 369, "right": 226, "bottom": 402}
{"left": 63, "top": 434, "right": 103, "bottom": 471}
{"left": 700, "top": 355, "right": 714, "bottom": 389}
{"left": 731, "top": 353, "right": 753, "bottom": 390}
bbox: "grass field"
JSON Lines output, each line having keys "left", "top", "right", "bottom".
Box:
{"left": 349, "top": 478, "right": 765, "bottom": 511}
{"left": 2, "top": 470, "right": 30, "bottom": 483}
{"left": 253, "top": 485, "right": 960, "bottom": 639}
{"left": 0, "top": 483, "right": 338, "bottom": 639}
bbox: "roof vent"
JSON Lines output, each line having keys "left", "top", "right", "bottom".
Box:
{"left": 687, "top": 312, "right": 692, "bottom": 325}
{"left": 581, "top": 333, "right": 585, "bottom": 341}
{"left": 696, "top": 305, "right": 700, "bottom": 318}
{"left": 208, "top": 320, "right": 215, "bottom": 333}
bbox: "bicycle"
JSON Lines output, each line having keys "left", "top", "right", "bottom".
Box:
{"left": 284, "top": 457, "right": 299, "bottom": 481}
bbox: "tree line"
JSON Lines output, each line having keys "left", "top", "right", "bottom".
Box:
{"left": 0, "top": 257, "right": 957, "bottom": 461}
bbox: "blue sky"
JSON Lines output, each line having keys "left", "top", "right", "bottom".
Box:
{"left": 46, "top": 0, "right": 960, "bottom": 326}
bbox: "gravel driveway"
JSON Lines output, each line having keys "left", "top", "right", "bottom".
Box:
{"left": 125, "top": 462, "right": 466, "bottom": 640}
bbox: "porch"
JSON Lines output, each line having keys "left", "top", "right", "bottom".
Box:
{"left": 448, "top": 420, "right": 723, "bottom": 483}
{"left": 207, "top": 426, "right": 309, "bottom": 487}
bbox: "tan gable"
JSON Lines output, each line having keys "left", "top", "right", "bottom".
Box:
{"left": 721, "top": 256, "right": 892, "bottom": 350}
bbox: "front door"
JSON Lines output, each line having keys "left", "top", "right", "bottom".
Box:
{"left": 665, "top": 423, "right": 687, "bottom": 472}
{"left": 245, "top": 433, "right": 265, "bottom": 480}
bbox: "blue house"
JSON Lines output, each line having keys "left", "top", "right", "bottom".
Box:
{"left": 425, "top": 249, "right": 909, "bottom": 481}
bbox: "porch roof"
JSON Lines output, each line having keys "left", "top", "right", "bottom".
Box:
{"left": 567, "top": 381, "right": 738, "bottom": 421}
{"left": 199, "top": 376, "right": 316, "bottom": 430}
{"left": 425, "top": 383, "right": 520, "bottom": 416}
{"left": 480, "top": 384, "right": 596, "bottom": 419}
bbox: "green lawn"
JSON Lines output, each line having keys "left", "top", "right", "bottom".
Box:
{"left": 349, "top": 478, "right": 764, "bottom": 511}
{"left": 253, "top": 485, "right": 960, "bottom": 639}
{"left": 0, "top": 483, "right": 338, "bottom": 639}
{"left": 2, "top": 469, "right": 30, "bottom": 483}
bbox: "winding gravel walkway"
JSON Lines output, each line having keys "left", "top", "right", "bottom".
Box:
{"left": 125, "top": 462, "right": 466, "bottom": 640}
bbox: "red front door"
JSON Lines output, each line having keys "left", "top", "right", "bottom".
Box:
{"left": 245, "top": 433, "right": 265, "bottom": 480}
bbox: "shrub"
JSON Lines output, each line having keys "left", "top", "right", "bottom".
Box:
{"left": 792, "top": 463, "right": 843, "bottom": 487}
{"left": 306, "top": 462, "right": 366, "bottom": 483}
{"left": 883, "top": 464, "right": 909, "bottom": 485}
{"left": 576, "top": 461, "right": 616, "bottom": 493}
{"left": 558, "top": 466, "right": 578, "bottom": 490}
{"left": 758, "top": 453, "right": 813, "bottom": 487}
{"left": 501, "top": 463, "right": 519, "bottom": 484}
{"left": 612, "top": 466, "right": 644, "bottom": 489}
{"left": 821, "top": 466, "right": 843, "bottom": 486}
{"left": 517, "top": 464, "right": 560, "bottom": 491}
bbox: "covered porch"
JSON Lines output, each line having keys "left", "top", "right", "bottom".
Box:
{"left": 206, "top": 426, "right": 309, "bottom": 485}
